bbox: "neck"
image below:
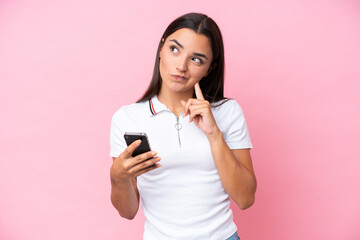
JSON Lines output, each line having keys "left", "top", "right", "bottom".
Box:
{"left": 157, "top": 88, "right": 193, "bottom": 116}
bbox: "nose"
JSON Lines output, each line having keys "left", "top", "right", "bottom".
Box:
{"left": 176, "top": 57, "right": 188, "bottom": 72}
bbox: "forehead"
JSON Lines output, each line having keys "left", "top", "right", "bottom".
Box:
{"left": 166, "top": 28, "right": 212, "bottom": 56}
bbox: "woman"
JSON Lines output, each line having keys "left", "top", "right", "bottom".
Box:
{"left": 110, "top": 12, "right": 257, "bottom": 240}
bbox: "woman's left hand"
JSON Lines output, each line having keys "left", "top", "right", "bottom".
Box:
{"left": 180, "top": 83, "right": 221, "bottom": 138}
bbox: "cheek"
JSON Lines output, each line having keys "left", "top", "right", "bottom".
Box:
{"left": 159, "top": 59, "right": 168, "bottom": 77}
{"left": 160, "top": 53, "right": 175, "bottom": 72}
{"left": 190, "top": 65, "right": 210, "bottom": 78}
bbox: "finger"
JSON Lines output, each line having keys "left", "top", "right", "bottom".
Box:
{"left": 183, "top": 99, "right": 192, "bottom": 117}
{"left": 128, "top": 150, "right": 158, "bottom": 166}
{"left": 122, "top": 139, "right": 142, "bottom": 158}
{"left": 183, "top": 98, "right": 204, "bottom": 117}
{"left": 180, "top": 99, "right": 187, "bottom": 116}
{"left": 180, "top": 99, "right": 186, "bottom": 107}
{"left": 188, "top": 106, "right": 206, "bottom": 123}
{"left": 131, "top": 156, "right": 161, "bottom": 174}
{"left": 184, "top": 98, "right": 206, "bottom": 117}
{"left": 122, "top": 150, "right": 158, "bottom": 172}
{"left": 134, "top": 163, "right": 163, "bottom": 178}
{"left": 194, "top": 82, "right": 205, "bottom": 100}
{"left": 188, "top": 101, "right": 212, "bottom": 122}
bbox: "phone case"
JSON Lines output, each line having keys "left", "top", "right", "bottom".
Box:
{"left": 124, "top": 132, "right": 152, "bottom": 157}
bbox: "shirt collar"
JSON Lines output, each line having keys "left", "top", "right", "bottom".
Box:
{"left": 148, "top": 95, "right": 169, "bottom": 116}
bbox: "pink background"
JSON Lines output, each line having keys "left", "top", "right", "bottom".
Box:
{"left": 1, "top": 0, "right": 359, "bottom": 239}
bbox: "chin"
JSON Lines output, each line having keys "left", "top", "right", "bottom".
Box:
{"left": 167, "top": 83, "right": 189, "bottom": 92}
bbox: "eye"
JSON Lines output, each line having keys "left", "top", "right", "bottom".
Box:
{"left": 170, "top": 45, "right": 179, "bottom": 53}
{"left": 192, "top": 57, "right": 203, "bottom": 64}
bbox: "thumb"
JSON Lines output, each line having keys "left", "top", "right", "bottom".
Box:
{"left": 180, "top": 99, "right": 186, "bottom": 107}
{"left": 122, "top": 139, "right": 141, "bottom": 158}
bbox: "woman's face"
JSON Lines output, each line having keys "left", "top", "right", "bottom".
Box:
{"left": 159, "top": 28, "right": 213, "bottom": 96}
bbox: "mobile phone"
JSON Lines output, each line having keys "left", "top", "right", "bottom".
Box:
{"left": 124, "top": 132, "right": 155, "bottom": 167}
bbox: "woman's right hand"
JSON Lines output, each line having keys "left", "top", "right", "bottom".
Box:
{"left": 110, "top": 140, "right": 161, "bottom": 183}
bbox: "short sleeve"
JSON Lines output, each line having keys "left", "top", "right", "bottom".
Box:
{"left": 222, "top": 100, "right": 253, "bottom": 149}
{"left": 109, "top": 109, "right": 127, "bottom": 158}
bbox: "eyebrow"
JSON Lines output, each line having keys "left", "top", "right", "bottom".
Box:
{"left": 169, "top": 39, "right": 208, "bottom": 60}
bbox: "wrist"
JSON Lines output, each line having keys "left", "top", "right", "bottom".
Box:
{"left": 111, "top": 176, "right": 132, "bottom": 186}
{"left": 110, "top": 167, "right": 131, "bottom": 185}
{"left": 206, "top": 127, "right": 223, "bottom": 142}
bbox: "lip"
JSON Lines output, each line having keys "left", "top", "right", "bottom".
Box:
{"left": 172, "top": 74, "right": 188, "bottom": 81}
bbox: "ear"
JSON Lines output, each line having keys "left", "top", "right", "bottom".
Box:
{"left": 204, "top": 62, "right": 217, "bottom": 77}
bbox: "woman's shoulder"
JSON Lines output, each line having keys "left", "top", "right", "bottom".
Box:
{"left": 112, "top": 101, "right": 148, "bottom": 119}
{"left": 211, "top": 98, "right": 244, "bottom": 113}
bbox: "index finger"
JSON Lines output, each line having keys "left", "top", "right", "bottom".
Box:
{"left": 194, "top": 82, "right": 205, "bottom": 100}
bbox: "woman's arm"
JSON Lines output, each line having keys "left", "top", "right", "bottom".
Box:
{"left": 207, "top": 132, "right": 257, "bottom": 210}
{"left": 110, "top": 140, "right": 161, "bottom": 219}
{"left": 110, "top": 160, "right": 139, "bottom": 220}
{"left": 182, "top": 83, "right": 256, "bottom": 209}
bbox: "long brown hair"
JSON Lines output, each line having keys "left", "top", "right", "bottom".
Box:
{"left": 137, "top": 12, "right": 227, "bottom": 105}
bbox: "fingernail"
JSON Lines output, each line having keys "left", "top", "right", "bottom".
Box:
{"left": 152, "top": 151, "right": 158, "bottom": 156}
{"left": 155, "top": 157, "right": 161, "bottom": 161}
{"left": 136, "top": 140, "right": 142, "bottom": 145}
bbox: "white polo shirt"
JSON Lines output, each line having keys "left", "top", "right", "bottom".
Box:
{"left": 110, "top": 95, "right": 252, "bottom": 240}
